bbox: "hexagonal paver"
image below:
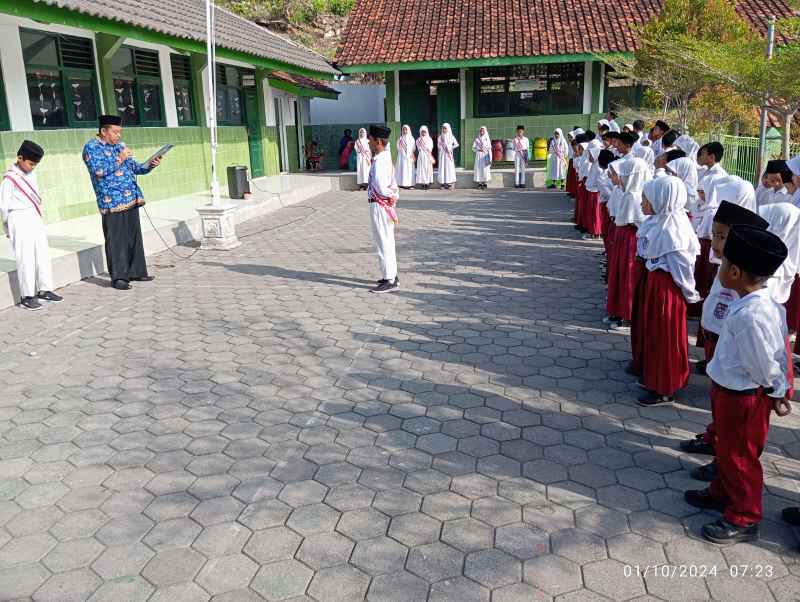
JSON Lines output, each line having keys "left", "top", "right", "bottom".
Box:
{"left": 192, "top": 522, "right": 251, "bottom": 558}
{"left": 407, "top": 541, "right": 464, "bottom": 582}
{"left": 87, "top": 575, "right": 153, "bottom": 601}
{"left": 421, "top": 491, "right": 471, "bottom": 521}
{"left": 337, "top": 508, "right": 390, "bottom": 540}
{"left": 286, "top": 503, "right": 341, "bottom": 536}
{"left": 368, "top": 571, "right": 429, "bottom": 602}
{"left": 33, "top": 569, "right": 102, "bottom": 602}
{"left": 441, "top": 517, "right": 494, "bottom": 552}
{"left": 91, "top": 543, "right": 154, "bottom": 579}
{"left": 141, "top": 547, "right": 205, "bottom": 587}
{"left": 308, "top": 565, "right": 371, "bottom": 602}
{"left": 251, "top": 559, "right": 313, "bottom": 601}
{"left": 551, "top": 528, "right": 607, "bottom": 564}
{"left": 238, "top": 500, "right": 291, "bottom": 530}
{"left": 584, "top": 558, "right": 646, "bottom": 599}
{"left": 244, "top": 526, "right": 302, "bottom": 563}
{"left": 352, "top": 536, "right": 409, "bottom": 576}
{"left": 297, "top": 532, "right": 355, "bottom": 569}
{"left": 195, "top": 554, "right": 259, "bottom": 595}
{"left": 464, "top": 549, "right": 521, "bottom": 589}
{"left": 496, "top": 523, "right": 549, "bottom": 559}
{"left": 42, "top": 538, "right": 105, "bottom": 573}
{"left": 429, "top": 576, "right": 489, "bottom": 602}
{"left": 523, "top": 554, "right": 582, "bottom": 596}
{"left": 472, "top": 496, "right": 521, "bottom": 527}
{"left": 388, "top": 512, "right": 442, "bottom": 547}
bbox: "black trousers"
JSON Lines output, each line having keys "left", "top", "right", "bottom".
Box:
{"left": 102, "top": 206, "right": 148, "bottom": 282}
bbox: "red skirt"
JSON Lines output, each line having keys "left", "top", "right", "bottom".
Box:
{"left": 640, "top": 270, "right": 690, "bottom": 396}
{"left": 688, "top": 238, "right": 717, "bottom": 318}
{"left": 566, "top": 160, "right": 577, "bottom": 198}
{"left": 785, "top": 275, "right": 800, "bottom": 334}
{"left": 575, "top": 182, "right": 586, "bottom": 229}
{"left": 600, "top": 204, "right": 611, "bottom": 255}
{"left": 607, "top": 224, "right": 638, "bottom": 321}
{"left": 585, "top": 191, "right": 602, "bottom": 237}
{"left": 630, "top": 259, "right": 649, "bottom": 375}
{"left": 605, "top": 221, "right": 617, "bottom": 264}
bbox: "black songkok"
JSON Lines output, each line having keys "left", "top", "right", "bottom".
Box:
{"left": 18, "top": 140, "right": 44, "bottom": 162}
{"left": 713, "top": 201, "right": 768, "bottom": 229}
{"left": 724, "top": 224, "right": 787, "bottom": 277}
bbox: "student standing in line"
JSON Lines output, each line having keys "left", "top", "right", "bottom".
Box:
{"left": 635, "top": 176, "right": 700, "bottom": 406}
{"left": 355, "top": 128, "right": 372, "bottom": 191}
{"left": 0, "top": 141, "right": 62, "bottom": 310}
{"left": 472, "top": 126, "right": 492, "bottom": 189}
{"left": 367, "top": 125, "right": 400, "bottom": 294}
{"left": 437, "top": 123, "right": 459, "bottom": 190}
{"left": 547, "top": 128, "right": 570, "bottom": 190}
{"left": 395, "top": 124, "right": 415, "bottom": 189}
{"left": 513, "top": 125, "right": 530, "bottom": 189}
{"left": 684, "top": 224, "right": 790, "bottom": 545}
{"left": 415, "top": 126, "right": 435, "bottom": 190}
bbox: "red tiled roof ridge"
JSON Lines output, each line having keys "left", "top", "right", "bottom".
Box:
{"left": 334, "top": 0, "right": 796, "bottom": 67}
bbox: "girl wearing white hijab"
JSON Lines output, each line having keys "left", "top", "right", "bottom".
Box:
{"left": 759, "top": 203, "right": 800, "bottom": 305}
{"left": 675, "top": 134, "right": 700, "bottom": 162}
{"left": 789, "top": 156, "right": 800, "bottom": 207}
{"left": 472, "top": 126, "right": 492, "bottom": 188}
{"left": 415, "top": 126, "right": 435, "bottom": 189}
{"left": 635, "top": 176, "right": 700, "bottom": 406}
{"left": 666, "top": 157, "right": 700, "bottom": 230}
{"left": 396, "top": 125, "right": 415, "bottom": 189}
{"left": 548, "top": 129, "right": 570, "bottom": 189}
{"left": 355, "top": 128, "right": 372, "bottom": 190}
{"left": 438, "top": 123, "right": 459, "bottom": 189}
{"left": 606, "top": 157, "right": 651, "bottom": 330}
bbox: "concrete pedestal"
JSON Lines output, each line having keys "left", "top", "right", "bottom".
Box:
{"left": 197, "top": 203, "right": 241, "bottom": 250}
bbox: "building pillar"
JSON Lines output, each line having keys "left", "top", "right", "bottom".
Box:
{"left": 158, "top": 47, "right": 179, "bottom": 127}
{"left": 582, "top": 60, "right": 593, "bottom": 116}
{"left": 590, "top": 62, "right": 604, "bottom": 115}
{"left": 95, "top": 33, "right": 124, "bottom": 119}
{"left": 190, "top": 52, "right": 208, "bottom": 127}
{"left": 0, "top": 22, "right": 34, "bottom": 131}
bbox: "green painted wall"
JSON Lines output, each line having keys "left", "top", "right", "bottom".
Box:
{"left": 0, "top": 125, "right": 253, "bottom": 223}
{"left": 262, "top": 125, "right": 281, "bottom": 176}
{"left": 285, "top": 125, "right": 299, "bottom": 172}
{"left": 461, "top": 113, "right": 604, "bottom": 170}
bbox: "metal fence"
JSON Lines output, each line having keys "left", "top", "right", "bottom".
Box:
{"left": 695, "top": 133, "right": 800, "bottom": 185}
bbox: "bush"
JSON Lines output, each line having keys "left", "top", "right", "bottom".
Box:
{"left": 329, "top": 0, "right": 355, "bottom": 16}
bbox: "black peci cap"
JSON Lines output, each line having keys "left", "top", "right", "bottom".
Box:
{"left": 723, "top": 224, "right": 788, "bottom": 277}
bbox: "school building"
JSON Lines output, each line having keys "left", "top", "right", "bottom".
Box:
{"left": 334, "top": 0, "right": 793, "bottom": 170}
{"left": 0, "top": 0, "right": 339, "bottom": 224}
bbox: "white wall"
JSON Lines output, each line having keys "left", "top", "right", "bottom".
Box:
{"left": 309, "top": 81, "right": 385, "bottom": 125}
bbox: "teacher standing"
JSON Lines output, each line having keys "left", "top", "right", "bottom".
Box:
{"left": 82, "top": 115, "right": 161, "bottom": 290}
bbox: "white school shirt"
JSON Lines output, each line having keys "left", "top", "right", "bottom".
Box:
{"left": 0, "top": 164, "right": 42, "bottom": 223}
{"left": 368, "top": 150, "right": 397, "bottom": 200}
{"left": 699, "top": 162, "right": 727, "bottom": 185}
{"left": 701, "top": 276, "right": 738, "bottom": 335}
{"left": 598, "top": 170, "right": 613, "bottom": 203}
{"left": 706, "top": 287, "right": 789, "bottom": 398}
{"left": 608, "top": 120, "right": 621, "bottom": 133}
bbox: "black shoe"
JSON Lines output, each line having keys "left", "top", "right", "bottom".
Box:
{"left": 702, "top": 519, "right": 758, "bottom": 544}
{"left": 37, "top": 291, "right": 63, "bottom": 303}
{"left": 370, "top": 280, "right": 399, "bottom": 294}
{"left": 130, "top": 275, "right": 155, "bottom": 282}
{"left": 113, "top": 279, "right": 132, "bottom": 290}
{"left": 624, "top": 362, "right": 640, "bottom": 377}
{"left": 375, "top": 279, "right": 389, "bottom": 286}
{"left": 680, "top": 434, "right": 715, "bottom": 456}
{"left": 393, "top": 276, "right": 400, "bottom": 286}
{"left": 637, "top": 391, "right": 674, "bottom": 407}
{"left": 690, "top": 461, "right": 717, "bottom": 482}
{"left": 695, "top": 360, "right": 707, "bottom": 375}
{"left": 782, "top": 507, "right": 800, "bottom": 526}
{"left": 21, "top": 296, "right": 42, "bottom": 311}
{"left": 684, "top": 488, "right": 726, "bottom": 512}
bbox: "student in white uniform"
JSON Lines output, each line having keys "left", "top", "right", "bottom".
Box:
{"left": 415, "top": 126, "right": 435, "bottom": 190}
{"left": 355, "top": 128, "right": 372, "bottom": 190}
{"left": 472, "top": 126, "right": 492, "bottom": 189}
{"left": 513, "top": 125, "right": 530, "bottom": 188}
{"left": 395, "top": 124, "right": 415, "bottom": 189}
{"left": 547, "top": 128, "right": 570, "bottom": 189}
{"left": 697, "top": 142, "right": 727, "bottom": 187}
{"left": 789, "top": 156, "right": 800, "bottom": 206}
{"left": 684, "top": 224, "right": 791, "bottom": 545}
{"left": 606, "top": 111, "right": 621, "bottom": 133}
{"left": 0, "top": 141, "right": 62, "bottom": 311}
{"left": 367, "top": 125, "right": 400, "bottom": 294}
{"left": 437, "top": 123, "right": 459, "bottom": 189}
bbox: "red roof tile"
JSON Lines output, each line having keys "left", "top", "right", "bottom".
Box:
{"left": 269, "top": 71, "right": 339, "bottom": 95}
{"left": 335, "top": 0, "right": 796, "bottom": 67}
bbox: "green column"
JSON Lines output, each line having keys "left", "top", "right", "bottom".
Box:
{"left": 190, "top": 53, "right": 208, "bottom": 127}
{"left": 464, "top": 68, "right": 475, "bottom": 119}
{"left": 94, "top": 33, "right": 124, "bottom": 115}
{"left": 590, "top": 62, "right": 604, "bottom": 115}
{"left": 385, "top": 70, "right": 396, "bottom": 123}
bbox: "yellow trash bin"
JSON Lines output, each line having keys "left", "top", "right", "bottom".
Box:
{"left": 533, "top": 137, "right": 548, "bottom": 161}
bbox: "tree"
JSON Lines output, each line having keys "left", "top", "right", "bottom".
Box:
{"left": 670, "top": 16, "right": 800, "bottom": 158}
{"left": 688, "top": 84, "right": 758, "bottom": 136}
{"left": 598, "top": 0, "right": 753, "bottom": 132}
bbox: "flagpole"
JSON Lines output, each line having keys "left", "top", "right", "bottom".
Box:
{"left": 205, "top": 0, "right": 221, "bottom": 206}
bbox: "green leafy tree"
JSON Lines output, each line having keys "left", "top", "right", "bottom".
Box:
{"left": 598, "top": 0, "right": 753, "bottom": 131}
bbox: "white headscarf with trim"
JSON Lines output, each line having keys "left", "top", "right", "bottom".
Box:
{"left": 759, "top": 203, "right": 800, "bottom": 303}
{"left": 639, "top": 176, "right": 700, "bottom": 261}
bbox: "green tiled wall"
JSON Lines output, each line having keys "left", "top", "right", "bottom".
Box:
{"left": 461, "top": 113, "right": 604, "bottom": 169}
{"left": 310, "top": 123, "right": 369, "bottom": 170}
{"left": 0, "top": 126, "right": 252, "bottom": 224}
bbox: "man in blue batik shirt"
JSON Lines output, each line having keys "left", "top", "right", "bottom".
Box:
{"left": 83, "top": 114, "right": 161, "bottom": 290}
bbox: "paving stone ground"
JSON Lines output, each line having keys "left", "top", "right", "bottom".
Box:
{"left": 2, "top": 187, "right": 800, "bottom": 601}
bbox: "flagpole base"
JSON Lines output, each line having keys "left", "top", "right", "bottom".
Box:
{"left": 197, "top": 203, "right": 241, "bottom": 250}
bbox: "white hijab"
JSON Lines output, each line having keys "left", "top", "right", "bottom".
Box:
{"left": 440, "top": 123, "right": 455, "bottom": 148}
{"left": 398, "top": 124, "right": 414, "bottom": 155}
{"left": 675, "top": 134, "right": 700, "bottom": 161}
{"left": 788, "top": 156, "right": 800, "bottom": 177}
{"left": 667, "top": 157, "right": 699, "bottom": 211}
{"left": 551, "top": 128, "right": 569, "bottom": 159}
{"left": 639, "top": 175, "right": 700, "bottom": 261}
{"left": 358, "top": 128, "right": 367, "bottom": 140}
{"left": 759, "top": 203, "right": 800, "bottom": 303}
{"left": 615, "top": 157, "right": 650, "bottom": 226}
{"left": 698, "top": 175, "right": 756, "bottom": 238}
{"left": 474, "top": 126, "right": 491, "bottom": 151}
{"left": 417, "top": 126, "right": 433, "bottom": 151}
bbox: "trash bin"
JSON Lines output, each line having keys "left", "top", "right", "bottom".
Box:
{"left": 227, "top": 165, "right": 250, "bottom": 199}
{"left": 533, "top": 137, "right": 548, "bottom": 161}
{"left": 504, "top": 140, "right": 515, "bottom": 162}
{"left": 491, "top": 140, "right": 504, "bottom": 162}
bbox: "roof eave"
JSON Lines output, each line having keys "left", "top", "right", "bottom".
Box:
{"left": 268, "top": 77, "right": 339, "bottom": 99}
{"left": 336, "top": 52, "right": 632, "bottom": 73}
{"left": 2, "top": 0, "right": 339, "bottom": 79}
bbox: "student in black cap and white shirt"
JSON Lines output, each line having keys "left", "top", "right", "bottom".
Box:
{"left": 0, "top": 140, "right": 62, "bottom": 310}
{"left": 367, "top": 124, "right": 400, "bottom": 293}
{"left": 684, "top": 224, "right": 792, "bottom": 544}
